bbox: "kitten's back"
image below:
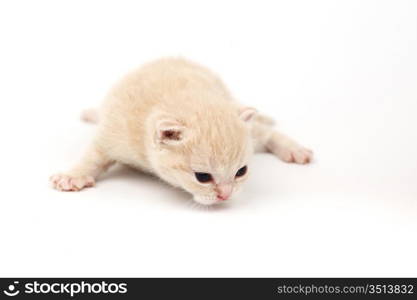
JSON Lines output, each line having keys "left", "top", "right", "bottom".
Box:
{"left": 95, "top": 58, "right": 240, "bottom": 170}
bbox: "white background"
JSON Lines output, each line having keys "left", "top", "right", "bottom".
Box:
{"left": 0, "top": 0, "right": 416, "bottom": 277}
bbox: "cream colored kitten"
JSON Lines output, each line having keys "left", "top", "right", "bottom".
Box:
{"left": 51, "top": 58, "right": 312, "bottom": 205}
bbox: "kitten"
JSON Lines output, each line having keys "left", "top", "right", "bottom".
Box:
{"left": 50, "top": 58, "right": 313, "bottom": 205}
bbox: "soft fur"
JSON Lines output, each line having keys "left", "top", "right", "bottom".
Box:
{"left": 51, "top": 58, "right": 313, "bottom": 205}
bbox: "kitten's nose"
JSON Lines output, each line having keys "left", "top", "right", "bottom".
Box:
{"left": 216, "top": 184, "right": 233, "bottom": 201}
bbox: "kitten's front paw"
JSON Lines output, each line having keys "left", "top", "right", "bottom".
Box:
{"left": 273, "top": 144, "right": 313, "bottom": 164}
{"left": 50, "top": 174, "right": 95, "bottom": 191}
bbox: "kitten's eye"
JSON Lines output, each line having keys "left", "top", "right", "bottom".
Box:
{"left": 195, "top": 172, "right": 212, "bottom": 183}
{"left": 235, "top": 166, "right": 247, "bottom": 177}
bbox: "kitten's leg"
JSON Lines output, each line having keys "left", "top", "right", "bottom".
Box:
{"left": 266, "top": 131, "right": 313, "bottom": 164}
{"left": 252, "top": 123, "right": 313, "bottom": 164}
{"left": 50, "top": 145, "right": 114, "bottom": 191}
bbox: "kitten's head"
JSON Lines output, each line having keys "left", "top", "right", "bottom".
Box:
{"left": 148, "top": 107, "right": 256, "bottom": 205}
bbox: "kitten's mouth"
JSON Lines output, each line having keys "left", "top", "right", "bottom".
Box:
{"left": 217, "top": 195, "right": 229, "bottom": 201}
{"left": 193, "top": 196, "right": 224, "bottom": 206}
{"left": 193, "top": 194, "right": 233, "bottom": 206}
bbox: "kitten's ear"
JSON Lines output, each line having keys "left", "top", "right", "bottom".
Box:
{"left": 155, "top": 118, "right": 186, "bottom": 145}
{"left": 239, "top": 107, "right": 257, "bottom": 122}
